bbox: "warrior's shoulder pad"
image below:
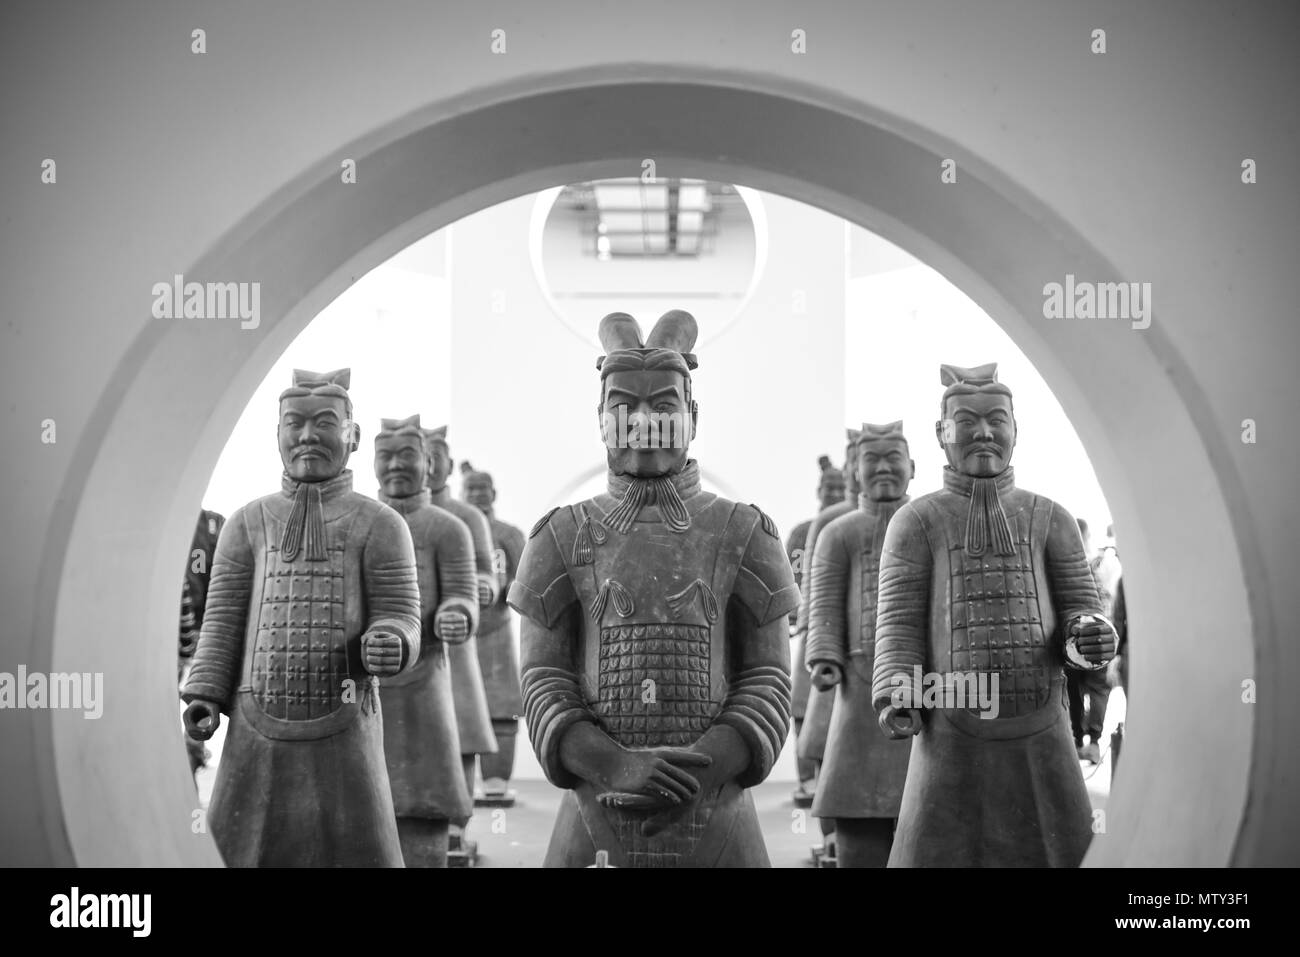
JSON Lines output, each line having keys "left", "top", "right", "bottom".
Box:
{"left": 748, "top": 503, "right": 780, "bottom": 540}
{"left": 732, "top": 504, "right": 800, "bottom": 627}
{"left": 530, "top": 506, "right": 561, "bottom": 538}
{"left": 510, "top": 506, "right": 579, "bottom": 628}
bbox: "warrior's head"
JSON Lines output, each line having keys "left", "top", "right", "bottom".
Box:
{"left": 855, "top": 421, "right": 914, "bottom": 502}
{"left": 817, "top": 454, "right": 847, "bottom": 508}
{"left": 596, "top": 310, "right": 699, "bottom": 478}
{"left": 935, "top": 362, "right": 1017, "bottom": 477}
{"left": 843, "top": 428, "right": 862, "bottom": 498}
{"left": 419, "top": 425, "right": 454, "bottom": 493}
{"left": 278, "top": 368, "right": 358, "bottom": 483}
{"left": 374, "top": 414, "right": 428, "bottom": 499}
{"left": 460, "top": 461, "right": 496, "bottom": 514}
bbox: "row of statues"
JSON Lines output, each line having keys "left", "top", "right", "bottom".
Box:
{"left": 180, "top": 309, "right": 1115, "bottom": 868}
{"left": 790, "top": 367, "right": 1116, "bottom": 867}
{"left": 181, "top": 385, "right": 525, "bottom": 867}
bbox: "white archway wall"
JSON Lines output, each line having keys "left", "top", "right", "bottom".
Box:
{"left": 0, "top": 1, "right": 1293, "bottom": 865}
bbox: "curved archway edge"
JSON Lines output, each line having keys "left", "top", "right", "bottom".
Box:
{"left": 40, "top": 75, "right": 1260, "bottom": 866}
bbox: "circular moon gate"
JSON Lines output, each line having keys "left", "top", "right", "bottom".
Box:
{"left": 41, "top": 75, "right": 1257, "bottom": 866}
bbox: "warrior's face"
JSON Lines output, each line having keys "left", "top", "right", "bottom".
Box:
{"left": 939, "top": 392, "right": 1016, "bottom": 477}
{"left": 818, "top": 469, "right": 847, "bottom": 508}
{"left": 426, "top": 441, "right": 453, "bottom": 492}
{"left": 374, "top": 433, "right": 427, "bottom": 499}
{"left": 601, "top": 368, "right": 695, "bottom": 477}
{"left": 278, "top": 394, "right": 356, "bottom": 482}
{"left": 463, "top": 474, "right": 496, "bottom": 513}
{"left": 858, "top": 437, "right": 914, "bottom": 502}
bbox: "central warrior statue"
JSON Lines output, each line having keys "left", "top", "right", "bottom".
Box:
{"left": 375, "top": 414, "right": 479, "bottom": 867}
{"left": 871, "top": 363, "right": 1116, "bottom": 867}
{"left": 182, "top": 369, "right": 421, "bottom": 867}
{"left": 509, "top": 310, "right": 798, "bottom": 868}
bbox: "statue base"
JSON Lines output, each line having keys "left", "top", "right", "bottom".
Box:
{"left": 810, "top": 841, "right": 838, "bottom": 868}
{"left": 474, "top": 788, "right": 517, "bottom": 809}
{"left": 448, "top": 831, "right": 479, "bottom": 869}
{"left": 791, "top": 782, "right": 815, "bottom": 809}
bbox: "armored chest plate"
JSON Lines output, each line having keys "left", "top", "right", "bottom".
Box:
{"left": 251, "top": 545, "right": 350, "bottom": 720}
{"left": 946, "top": 528, "right": 1051, "bottom": 717}
{"left": 595, "top": 623, "right": 715, "bottom": 747}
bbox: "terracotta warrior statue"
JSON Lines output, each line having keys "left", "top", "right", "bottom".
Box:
{"left": 786, "top": 455, "right": 845, "bottom": 804}
{"left": 182, "top": 369, "right": 422, "bottom": 867}
{"left": 375, "top": 415, "right": 479, "bottom": 867}
{"left": 461, "top": 462, "right": 527, "bottom": 806}
{"left": 793, "top": 433, "right": 859, "bottom": 861}
{"left": 508, "top": 310, "right": 798, "bottom": 868}
{"left": 421, "top": 426, "right": 499, "bottom": 855}
{"left": 805, "top": 422, "right": 915, "bottom": 867}
{"left": 871, "top": 363, "right": 1116, "bottom": 867}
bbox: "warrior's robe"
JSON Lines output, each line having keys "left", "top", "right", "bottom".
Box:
{"left": 509, "top": 463, "right": 798, "bottom": 868}
{"left": 794, "top": 499, "right": 856, "bottom": 763}
{"left": 183, "top": 470, "right": 421, "bottom": 867}
{"left": 477, "top": 513, "right": 527, "bottom": 724}
{"left": 378, "top": 490, "right": 479, "bottom": 826}
{"left": 429, "top": 486, "right": 499, "bottom": 758}
{"left": 805, "top": 495, "right": 912, "bottom": 820}
{"left": 872, "top": 467, "right": 1107, "bottom": 867}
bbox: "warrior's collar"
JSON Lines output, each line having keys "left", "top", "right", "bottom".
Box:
{"left": 603, "top": 460, "right": 701, "bottom": 533}
{"left": 278, "top": 469, "right": 354, "bottom": 561}
{"left": 857, "top": 493, "right": 910, "bottom": 518}
{"left": 943, "top": 466, "right": 1016, "bottom": 497}
{"left": 378, "top": 488, "right": 431, "bottom": 514}
{"left": 280, "top": 468, "right": 354, "bottom": 501}
{"left": 942, "top": 466, "right": 1017, "bottom": 557}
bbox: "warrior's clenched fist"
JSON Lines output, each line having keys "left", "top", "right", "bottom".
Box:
{"left": 362, "top": 630, "right": 405, "bottom": 675}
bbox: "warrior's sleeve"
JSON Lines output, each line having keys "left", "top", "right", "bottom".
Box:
{"left": 871, "top": 503, "right": 932, "bottom": 713}
{"left": 182, "top": 506, "right": 254, "bottom": 710}
{"left": 509, "top": 512, "right": 589, "bottom": 788}
{"left": 1044, "top": 500, "right": 1109, "bottom": 649}
{"left": 805, "top": 519, "right": 851, "bottom": 670}
{"left": 718, "top": 516, "right": 798, "bottom": 787}
{"left": 362, "top": 506, "right": 423, "bottom": 673}
{"left": 433, "top": 516, "right": 479, "bottom": 642}
{"left": 463, "top": 506, "right": 501, "bottom": 606}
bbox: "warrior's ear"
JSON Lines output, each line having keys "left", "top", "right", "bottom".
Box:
{"left": 646, "top": 309, "right": 698, "bottom": 356}
{"left": 348, "top": 422, "right": 361, "bottom": 454}
{"left": 599, "top": 312, "right": 644, "bottom": 354}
